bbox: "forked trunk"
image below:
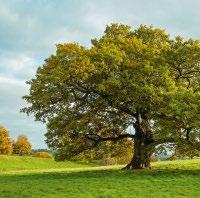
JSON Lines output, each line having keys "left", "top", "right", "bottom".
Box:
{"left": 122, "top": 107, "right": 154, "bottom": 170}
{"left": 123, "top": 139, "right": 152, "bottom": 169}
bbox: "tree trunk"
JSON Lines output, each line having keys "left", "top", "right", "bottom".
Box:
{"left": 122, "top": 107, "right": 154, "bottom": 170}
{"left": 123, "top": 139, "right": 152, "bottom": 169}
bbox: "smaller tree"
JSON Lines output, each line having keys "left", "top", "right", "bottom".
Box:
{"left": 0, "top": 127, "right": 13, "bottom": 155}
{"left": 13, "top": 135, "right": 32, "bottom": 156}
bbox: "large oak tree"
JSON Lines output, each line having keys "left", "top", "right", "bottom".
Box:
{"left": 22, "top": 24, "right": 200, "bottom": 169}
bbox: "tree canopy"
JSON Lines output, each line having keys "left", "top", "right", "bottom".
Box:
{"left": 22, "top": 24, "right": 200, "bottom": 169}
{"left": 13, "top": 135, "right": 32, "bottom": 156}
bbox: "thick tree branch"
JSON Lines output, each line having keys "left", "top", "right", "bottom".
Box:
{"left": 149, "top": 136, "right": 200, "bottom": 151}
{"left": 69, "top": 80, "right": 136, "bottom": 117}
{"left": 92, "top": 90, "right": 136, "bottom": 117}
{"left": 85, "top": 133, "right": 136, "bottom": 143}
{"left": 150, "top": 137, "right": 175, "bottom": 147}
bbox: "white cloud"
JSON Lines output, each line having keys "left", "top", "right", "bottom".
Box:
{"left": 0, "top": 3, "right": 19, "bottom": 22}
{"left": 0, "top": 76, "right": 26, "bottom": 86}
{"left": 0, "top": 53, "right": 37, "bottom": 80}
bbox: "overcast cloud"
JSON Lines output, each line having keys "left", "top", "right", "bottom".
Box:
{"left": 0, "top": 0, "right": 200, "bottom": 148}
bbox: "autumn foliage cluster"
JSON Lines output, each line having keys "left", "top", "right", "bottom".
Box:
{"left": 13, "top": 135, "right": 32, "bottom": 156}
{"left": 0, "top": 127, "right": 13, "bottom": 155}
{"left": 0, "top": 126, "right": 32, "bottom": 156}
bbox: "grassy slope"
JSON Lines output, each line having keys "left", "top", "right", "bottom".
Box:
{"left": 0, "top": 155, "right": 95, "bottom": 172}
{"left": 0, "top": 156, "right": 200, "bottom": 198}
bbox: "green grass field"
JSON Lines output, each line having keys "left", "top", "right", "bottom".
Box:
{"left": 0, "top": 156, "right": 200, "bottom": 198}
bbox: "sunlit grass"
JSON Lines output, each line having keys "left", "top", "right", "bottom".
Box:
{"left": 0, "top": 156, "right": 199, "bottom": 198}
{"left": 0, "top": 155, "right": 95, "bottom": 173}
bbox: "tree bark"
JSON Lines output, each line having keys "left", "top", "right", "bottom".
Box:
{"left": 123, "top": 140, "right": 152, "bottom": 169}
{"left": 122, "top": 107, "right": 154, "bottom": 170}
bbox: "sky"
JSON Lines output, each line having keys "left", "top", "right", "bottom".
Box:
{"left": 0, "top": 0, "right": 200, "bottom": 148}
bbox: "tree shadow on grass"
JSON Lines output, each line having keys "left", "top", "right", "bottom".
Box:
{"left": 1, "top": 168, "right": 200, "bottom": 181}
{"left": 0, "top": 168, "right": 200, "bottom": 198}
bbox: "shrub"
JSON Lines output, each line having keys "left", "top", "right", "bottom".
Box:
{"left": 32, "top": 152, "right": 52, "bottom": 158}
